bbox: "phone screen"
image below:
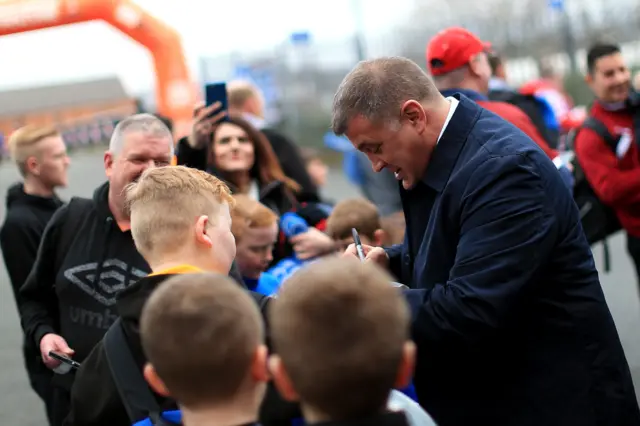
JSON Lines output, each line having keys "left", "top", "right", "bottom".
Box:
{"left": 204, "top": 82, "right": 229, "bottom": 121}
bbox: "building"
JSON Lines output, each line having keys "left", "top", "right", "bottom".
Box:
{"left": 0, "top": 77, "right": 139, "bottom": 155}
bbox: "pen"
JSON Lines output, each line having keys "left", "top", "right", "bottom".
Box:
{"left": 352, "top": 228, "right": 366, "bottom": 262}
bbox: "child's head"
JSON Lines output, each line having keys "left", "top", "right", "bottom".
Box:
{"left": 300, "top": 147, "right": 328, "bottom": 188}
{"left": 125, "top": 166, "right": 235, "bottom": 273}
{"left": 231, "top": 195, "right": 279, "bottom": 279}
{"left": 326, "top": 198, "right": 386, "bottom": 252}
{"left": 268, "top": 257, "right": 415, "bottom": 423}
{"left": 141, "top": 273, "right": 268, "bottom": 413}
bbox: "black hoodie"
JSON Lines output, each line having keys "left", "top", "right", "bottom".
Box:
{"left": 1, "top": 182, "right": 64, "bottom": 303}
{"left": 19, "top": 181, "right": 151, "bottom": 390}
{"left": 0, "top": 182, "right": 63, "bottom": 398}
{"left": 18, "top": 181, "right": 249, "bottom": 390}
{"left": 64, "top": 273, "right": 300, "bottom": 426}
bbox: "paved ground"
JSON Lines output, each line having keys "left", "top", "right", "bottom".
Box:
{"left": 1, "top": 150, "right": 640, "bottom": 424}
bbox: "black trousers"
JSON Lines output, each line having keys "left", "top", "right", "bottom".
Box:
{"left": 50, "top": 387, "right": 71, "bottom": 426}
{"left": 626, "top": 233, "right": 640, "bottom": 286}
{"left": 23, "top": 343, "right": 55, "bottom": 425}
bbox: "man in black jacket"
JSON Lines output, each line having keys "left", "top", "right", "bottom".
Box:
{"left": 0, "top": 125, "right": 69, "bottom": 425}
{"left": 18, "top": 114, "right": 175, "bottom": 426}
{"left": 64, "top": 166, "right": 297, "bottom": 426}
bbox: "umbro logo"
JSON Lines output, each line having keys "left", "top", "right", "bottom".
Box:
{"left": 63, "top": 258, "right": 148, "bottom": 306}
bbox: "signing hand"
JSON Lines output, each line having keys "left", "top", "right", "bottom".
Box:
{"left": 343, "top": 243, "right": 390, "bottom": 269}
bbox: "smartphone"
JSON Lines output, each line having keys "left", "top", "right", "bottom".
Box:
{"left": 49, "top": 351, "right": 81, "bottom": 370}
{"left": 204, "top": 82, "right": 229, "bottom": 121}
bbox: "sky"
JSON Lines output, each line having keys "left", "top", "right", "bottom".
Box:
{"left": 0, "top": 0, "right": 408, "bottom": 94}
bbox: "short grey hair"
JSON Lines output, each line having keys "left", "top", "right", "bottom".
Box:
{"left": 331, "top": 56, "right": 439, "bottom": 135}
{"left": 109, "top": 113, "right": 174, "bottom": 156}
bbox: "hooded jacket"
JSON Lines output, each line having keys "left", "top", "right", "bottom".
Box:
{"left": 1, "top": 182, "right": 64, "bottom": 303}
{"left": 18, "top": 181, "right": 151, "bottom": 390}
{"left": 64, "top": 269, "right": 300, "bottom": 426}
{"left": 19, "top": 181, "right": 247, "bottom": 384}
{"left": 0, "top": 182, "right": 63, "bottom": 401}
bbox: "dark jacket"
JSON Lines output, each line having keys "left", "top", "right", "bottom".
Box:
{"left": 574, "top": 101, "right": 640, "bottom": 237}
{"left": 392, "top": 94, "right": 639, "bottom": 426}
{"left": 64, "top": 273, "right": 300, "bottom": 426}
{"left": 18, "top": 181, "right": 150, "bottom": 392}
{"left": 0, "top": 183, "right": 63, "bottom": 397}
{"left": 17, "top": 181, "right": 248, "bottom": 390}
{"left": 1, "top": 183, "right": 64, "bottom": 307}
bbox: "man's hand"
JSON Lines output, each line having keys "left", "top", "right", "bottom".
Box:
{"left": 40, "top": 333, "right": 74, "bottom": 369}
{"left": 343, "top": 244, "right": 390, "bottom": 269}
{"left": 290, "top": 228, "right": 336, "bottom": 260}
{"left": 188, "top": 101, "right": 227, "bottom": 149}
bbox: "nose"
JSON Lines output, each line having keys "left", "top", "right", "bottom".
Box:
{"left": 264, "top": 250, "right": 273, "bottom": 264}
{"left": 371, "top": 158, "right": 386, "bottom": 173}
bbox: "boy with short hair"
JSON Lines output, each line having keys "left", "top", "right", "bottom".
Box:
{"left": 326, "top": 198, "right": 387, "bottom": 253}
{"left": 231, "top": 194, "right": 280, "bottom": 294}
{"left": 268, "top": 257, "right": 417, "bottom": 426}
{"left": 300, "top": 147, "right": 328, "bottom": 189}
{"left": 65, "top": 166, "right": 275, "bottom": 426}
{"left": 141, "top": 273, "right": 269, "bottom": 426}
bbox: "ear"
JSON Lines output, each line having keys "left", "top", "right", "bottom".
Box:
{"left": 585, "top": 72, "right": 593, "bottom": 85}
{"left": 195, "top": 215, "right": 214, "bottom": 248}
{"left": 400, "top": 100, "right": 426, "bottom": 130}
{"left": 268, "top": 355, "right": 300, "bottom": 402}
{"left": 251, "top": 344, "right": 270, "bottom": 384}
{"left": 25, "top": 156, "right": 39, "bottom": 176}
{"left": 373, "top": 228, "right": 387, "bottom": 247}
{"left": 104, "top": 151, "right": 114, "bottom": 179}
{"left": 393, "top": 341, "right": 416, "bottom": 390}
{"left": 143, "top": 363, "right": 171, "bottom": 397}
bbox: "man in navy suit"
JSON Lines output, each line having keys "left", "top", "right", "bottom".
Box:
{"left": 334, "top": 56, "right": 640, "bottom": 426}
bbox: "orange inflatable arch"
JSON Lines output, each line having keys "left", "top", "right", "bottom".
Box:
{"left": 0, "top": 0, "right": 197, "bottom": 139}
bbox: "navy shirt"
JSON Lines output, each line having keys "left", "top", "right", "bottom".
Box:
{"left": 388, "top": 94, "right": 639, "bottom": 426}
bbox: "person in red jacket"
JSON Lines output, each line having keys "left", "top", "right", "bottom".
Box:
{"left": 574, "top": 42, "right": 640, "bottom": 281}
{"left": 426, "top": 27, "right": 563, "bottom": 164}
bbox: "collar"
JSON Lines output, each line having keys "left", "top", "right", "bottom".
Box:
{"left": 440, "top": 88, "right": 488, "bottom": 102}
{"left": 437, "top": 97, "right": 459, "bottom": 143}
{"left": 309, "top": 411, "right": 409, "bottom": 426}
{"left": 420, "top": 94, "right": 482, "bottom": 192}
{"left": 148, "top": 265, "right": 203, "bottom": 277}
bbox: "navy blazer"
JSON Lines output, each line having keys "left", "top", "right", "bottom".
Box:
{"left": 389, "top": 95, "right": 639, "bottom": 426}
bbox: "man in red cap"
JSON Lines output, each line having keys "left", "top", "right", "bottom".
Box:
{"left": 426, "top": 27, "right": 573, "bottom": 186}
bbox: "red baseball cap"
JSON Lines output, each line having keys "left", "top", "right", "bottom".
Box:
{"left": 426, "top": 27, "right": 492, "bottom": 76}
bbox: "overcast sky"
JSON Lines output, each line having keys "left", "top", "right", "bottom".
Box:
{"left": 0, "top": 0, "right": 408, "bottom": 93}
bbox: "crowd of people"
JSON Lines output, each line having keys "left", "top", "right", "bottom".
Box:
{"left": 2, "top": 26, "right": 640, "bottom": 426}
